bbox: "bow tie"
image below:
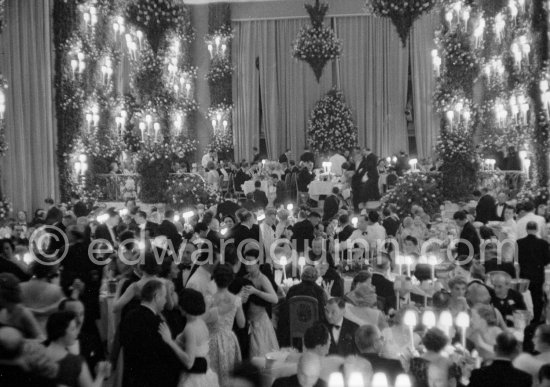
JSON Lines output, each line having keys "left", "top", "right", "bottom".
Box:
{"left": 330, "top": 324, "right": 341, "bottom": 330}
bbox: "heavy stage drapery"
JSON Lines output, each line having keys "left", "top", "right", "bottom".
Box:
{"left": 233, "top": 13, "right": 439, "bottom": 160}
{"left": 0, "top": 0, "right": 58, "bottom": 212}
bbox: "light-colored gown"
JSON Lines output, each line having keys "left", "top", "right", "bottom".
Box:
{"left": 208, "top": 297, "right": 242, "bottom": 387}
{"left": 176, "top": 334, "right": 219, "bottom": 387}
{"left": 248, "top": 302, "right": 279, "bottom": 358}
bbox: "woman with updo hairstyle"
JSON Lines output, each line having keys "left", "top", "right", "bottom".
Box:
{"left": 159, "top": 288, "right": 219, "bottom": 387}
{"left": 410, "top": 328, "right": 459, "bottom": 387}
{"left": 344, "top": 271, "right": 386, "bottom": 330}
{"left": 381, "top": 307, "right": 422, "bottom": 360}
{"left": 469, "top": 304, "right": 503, "bottom": 360}
{"left": 206, "top": 264, "right": 245, "bottom": 386}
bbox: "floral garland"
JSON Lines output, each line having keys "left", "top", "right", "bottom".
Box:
{"left": 435, "top": 129, "right": 480, "bottom": 201}
{"left": 381, "top": 173, "right": 444, "bottom": 219}
{"left": 206, "top": 57, "right": 233, "bottom": 106}
{"left": 0, "top": 196, "right": 11, "bottom": 220}
{"left": 166, "top": 174, "right": 220, "bottom": 210}
{"left": 307, "top": 88, "right": 357, "bottom": 154}
{"left": 209, "top": 128, "right": 233, "bottom": 157}
{"left": 292, "top": 0, "right": 342, "bottom": 82}
{"left": 517, "top": 179, "right": 550, "bottom": 206}
{"left": 365, "top": 0, "right": 439, "bottom": 46}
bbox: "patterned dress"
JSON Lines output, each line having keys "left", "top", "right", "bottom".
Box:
{"left": 208, "top": 297, "right": 242, "bottom": 387}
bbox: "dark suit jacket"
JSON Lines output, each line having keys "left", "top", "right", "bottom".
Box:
{"left": 325, "top": 318, "right": 359, "bottom": 356}
{"left": 297, "top": 167, "right": 314, "bottom": 193}
{"left": 234, "top": 170, "right": 251, "bottom": 192}
{"left": 206, "top": 229, "right": 222, "bottom": 251}
{"left": 468, "top": 360, "right": 531, "bottom": 387}
{"left": 158, "top": 220, "right": 183, "bottom": 251}
{"left": 293, "top": 219, "right": 314, "bottom": 252}
{"left": 323, "top": 195, "right": 340, "bottom": 222}
{"left": 359, "top": 353, "right": 404, "bottom": 385}
{"left": 272, "top": 374, "right": 326, "bottom": 387}
{"left": 274, "top": 180, "right": 287, "bottom": 207}
{"left": 351, "top": 158, "right": 368, "bottom": 190}
{"left": 45, "top": 206, "right": 63, "bottom": 225}
{"left": 382, "top": 216, "right": 400, "bottom": 237}
{"left": 72, "top": 201, "right": 89, "bottom": 218}
{"left": 494, "top": 203, "right": 512, "bottom": 221}
{"left": 371, "top": 272, "right": 397, "bottom": 312}
{"left": 253, "top": 189, "right": 269, "bottom": 209}
{"left": 365, "top": 153, "right": 379, "bottom": 180}
{"left": 517, "top": 235, "right": 550, "bottom": 285}
{"left": 95, "top": 224, "right": 117, "bottom": 246}
{"left": 120, "top": 306, "right": 184, "bottom": 387}
{"left": 143, "top": 221, "right": 159, "bottom": 237}
{"left": 457, "top": 222, "right": 480, "bottom": 257}
{"left": 300, "top": 151, "right": 315, "bottom": 164}
{"left": 217, "top": 200, "right": 241, "bottom": 220}
{"left": 337, "top": 225, "right": 355, "bottom": 243}
{"left": 476, "top": 194, "right": 497, "bottom": 224}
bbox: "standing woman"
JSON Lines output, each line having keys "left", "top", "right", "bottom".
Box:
{"left": 243, "top": 249, "right": 279, "bottom": 358}
{"left": 206, "top": 161, "right": 221, "bottom": 192}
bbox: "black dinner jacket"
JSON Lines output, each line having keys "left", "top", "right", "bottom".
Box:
{"left": 371, "top": 272, "right": 397, "bottom": 312}
{"left": 120, "top": 306, "right": 184, "bottom": 387}
{"left": 351, "top": 157, "right": 368, "bottom": 189}
{"left": 359, "top": 353, "right": 404, "bottom": 385}
{"left": 292, "top": 219, "right": 314, "bottom": 252}
{"left": 517, "top": 234, "right": 550, "bottom": 284}
{"left": 475, "top": 194, "right": 497, "bottom": 224}
{"left": 494, "top": 202, "right": 512, "bottom": 221}
{"left": 252, "top": 189, "right": 268, "bottom": 209}
{"left": 337, "top": 225, "right": 355, "bottom": 243}
{"left": 468, "top": 360, "right": 531, "bottom": 387}
{"left": 457, "top": 221, "right": 480, "bottom": 257}
{"left": 325, "top": 317, "right": 359, "bottom": 357}
{"left": 323, "top": 194, "right": 340, "bottom": 222}
{"left": 158, "top": 219, "right": 183, "bottom": 251}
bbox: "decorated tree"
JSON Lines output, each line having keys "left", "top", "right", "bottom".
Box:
{"left": 307, "top": 89, "right": 357, "bottom": 154}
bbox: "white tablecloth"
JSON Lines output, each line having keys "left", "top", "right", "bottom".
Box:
{"left": 308, "top": 181, "right": 336, "bottom": 196}
{"left": 242, "top": 180, "right": 269, "bottom": 195}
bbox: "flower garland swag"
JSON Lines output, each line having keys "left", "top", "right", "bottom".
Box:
{"left": 54, "top": 0, "right": 198, "bottom": 204}
{"left": 435, "top": 129, "right": 480, "bottom": 201}
{"left": 307, "top": 88, "right": 358, "bottom": 154}
{"left": 292, "top": 0, "right": 342, "bottom": 82}
{"left": 381, "top": 173, "right": 444, "bottom": 219}
{"left": 166, "top": 173, "right": 220, "bottom": 211}
{"left": 365, "top": 0, "right": 439, "bottom": 46}
{"left": 206, "top": 4, "right": 234, "bottom": 161}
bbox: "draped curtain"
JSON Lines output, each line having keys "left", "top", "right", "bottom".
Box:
{"left": 334, "top": 16, "right": 409, "bottom": 156}
{"left": 0, "top": 0, "right": 57, "bottom": 213}
{"left": 410, "top": 11, "right": 441, "bottom": 159}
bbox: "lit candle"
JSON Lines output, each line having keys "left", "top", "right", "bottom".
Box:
{"left": 153, "top": 122, "right": 160, "bottom": 142}
{"left": 139, "top": 122, "right": 146, "bottom": 142}
{"left": 83, "top": 12, "right": 90, "bottom": 27}
{"left": 405, "top": 255, "right": 412, "bottom": 277}
{"left": 445, "top": 11, "right": 453, "bottom": 29}
{"left": 286, "top": 203, "right": 293, "bottom": 211}
{"left": 136, "top": 30, "right": 143, "bottom": 50}
{"left": 456, "top": 311, "right": 470, "bottom": 348}
{"left": 222, "top": 120, "right": 228, "bottom": 129}
{"left": 428, "top": 255, "right": 437, "bottom": 281}
{"left": 185, "top": 83, "right": 191, "bottom": 97}
{"left": 298, "top": 256, "right": 306, "bottom": 277}
{"left": 145, "top": 114, "right": 152, "bottom": 129}
{"left": 70, "top": 59, "right": 78, "bottom": 77}
{"left": 524, "top": 158, "right": 531, "bottom": 177}
{"left": 85, "top": 113, "right": 93, "bottom": 129}
{"left": 74, "top": 162, "right": 81, "bottom": 175}
{"left": 215, "top": 36, "right": 221, "bottom": 48}
{"left": 221, "top": 44, "right": 227, "bottom": 55}
{"left": 433, "top": 55, "right": 441, "bottom": 77}
{"left": 509, "top": 2, "right": 518, "bottom": 24}
{"left": 280, "top": 256, "right": 288, "bottom": 282}
{"left": 439, "top": 310, "right": 453, "bottom": 337}
{"left": 446, "top": 110, "right": 454, "bottom": 130}
{"left": 403, "top": 310, "right": 417, "bottom": 349}
{"left": 328, "top": 373, "right": 345, "bottom": 387}
{"left": 372, "top": 373, "right": 389, "bottom": 387}
{"left": 351, "top": 217, "right": 358, "bottom": 228}
{"left": 348, "top": 372, "right": 364, "bottom": 387}
{"left": 207, "top": 44, "right": 213, "bottom": 58}
{"left": 461, "top": 9, "right": 470, "bottom": 29}
{"left": 78, "top": 60, "right": 86, "bottom": 73}
{"left": 211, "top": 119, "right": 217, "bottom": 129}
{"left": 113, "top": 22, "right": 119, "bottom": 39}
{"left": 422, "top": 311, "right": 436, "bottom": 329}
{"left": 395, "top": 374, "right": 412, "bottom": 387}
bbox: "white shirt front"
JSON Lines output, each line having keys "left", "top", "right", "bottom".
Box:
{"left": 332, "top": 318, "right": 344, "bottom": 344}
{"left": 516, "top": 212, "right": 547, "bottom": 239}
{"left": 329, "top": 153, "right": 347, "bottom": 176}
{"left": 495, "top": 203, "right": 506, "bottom": 218}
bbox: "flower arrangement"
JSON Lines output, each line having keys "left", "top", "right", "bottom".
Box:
{"left": 209, "top": 128, "right": 233, "bottom": 157}
{"left": 516, "top": 179, "right": 549, "bottom": 206}
{"left": 435, "top": 129, "right": 480, "bottom": 201}
{"left": 381, "top": 173, "right": 444, "bottom": 219}
{"left": 365, "top": 0, "right": 439, "bottom": 45}
{"left": 307, "top": 88, "right": 357, "bottom": 154}
{"left": 0, "top": 196, "right": 11, "bottom": 220}
{"left": 166, "top": 174, "right": 221, "bottom": 210}
{"left": 292, "top": 0, "right": 342, "bottom": 82}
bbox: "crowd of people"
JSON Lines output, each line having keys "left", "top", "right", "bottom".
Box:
{"left": 0, "top": 147, "right": 550, "bottom": 387}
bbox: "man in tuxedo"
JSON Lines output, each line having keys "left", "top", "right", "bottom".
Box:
{"left": 355, "top": 325, "right": 404, "bottom": 385}
{"left": 324, "top": 297, "right": 358, "bottom": 356}
{"left": 382, "top": 205, "right": 400, "bottom": 238}
{"left": 272, "top": 174, "right": 287, "bottom": 208}
{"left": 135, "top": 210, "right": 158, "bottom": 238}
{"left": 44, "top": 197, "right": 63, "bottom": 225}
{"left": 453, "top": 210, "right": 480, "bottom": 258}
{"left": 293, "top": 211, "right": 319, "bottom": 253}
{"left": 351, "top": 148, "right": 368, "bottom": 211}
{"left": 495, "top": 192, "right": 511, "bottom": 221}
{"left": 303, "top": 322, "right": 331, "bottom": 356}
{"left": 371, "top": 253, "right": 396, "bottom": 312}
{"left": 322, "top": 187, "right": 340, "bottom": 222}
{"left": 252, "top": 180, "right": 268, "bottom": 210}
{"left": 336, "top": 214, "right": 355, "bottom": 243}
{"left": 469, "top": 332, "right": 531, "bottom": 387}
{"left": 297, "top": 161, "right": 315, "bottom": 193}
{"left": 158, "top": 209, "right": 183, "bottom": 252}
{"left": 121, "top": 280, "right": 206, "bottom": 387}
{"left": 234, "top": 162, "right": 251, "bottom": 193}
{"left": 475, "top": 188, "right": 497, "bottom": 224}
{"left": 272, "top": 352, "right": 325, "bottom": 387}
{"left": 70, "top": 192, "right": 89, "bottom": 218}
{"left": 491, "top": 272, "right": 527, "bottom": 327}
{"left": 279, "top": 148, "right": 292, "bottom": 164}
{"left": 251, "top": 146, "right": 262, "bottom": 164}
{"left": 363, "top": 148, "right": 380, "bottom": 201}
{"left": 217, "top": 192, "right": 241, "bottom": 220}
{"left": 300, "top": 147, "right": 315, "bottom": 164}
{"left": 94, "top": 208, "right": 120, "bottom": 249}
{"left": 517, "top": 221, "right": 550, "bottom": 323}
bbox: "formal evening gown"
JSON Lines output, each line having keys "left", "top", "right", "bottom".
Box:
{"left": 208, "top": 297, "right": 242, "bottom": 387}
{"left": 248, "top": 301, "right": 279, "bottom": 358}
{"left": 177, "top": 337, "right": 219, "bottom": 387}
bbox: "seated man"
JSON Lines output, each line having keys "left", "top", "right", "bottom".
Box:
{"left": 272, "top": 352, "right": 326, "bottom": 387}
{"left": 323, "top": 297, "right": 358, "bottom": 357}
{"left": 490, "top": 272, "right": 527, "bottom": 327}
{"left": 252, "top": 180, "right": 268, "bottom": 209}
{"left": 355, "top": 324, "right": 404, "bottom": 386}
{"left": 304, "top": 322, "right": 331, "bottom": 357}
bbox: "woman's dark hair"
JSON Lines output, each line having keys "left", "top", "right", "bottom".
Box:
{"left": 539, "top": 364, "right": 550, "bottom": 383}
{"left": 231, "top": 362, "right": 263, "bottom": 387}
{"left": 423, "top": 328, "right": 448, "bottom": 353}
{"left": 0, "top": 273, "right": 21, "bottom": 304}
{"left": 0, "top": 238, "right": 15, "bottom": 252}
{"left": 31, "top": 262, "right": 59, "bottom": 280}
{"left": 536, "top": 324, "right": 550, "bottom": 346}
{"left": 46, "top": 311, "right": 76, "bottom": 342}
{"left": 350, "top": 271, "right": 372, "bottom": 291}
{"left": 479, "top": 226, "right": 495, "bottom": 240}
{"left": 158, "top": 255, "right": 175, "bottom": 279}
{"left": 179, "top": 288, "right": 205, "bottom": 316}
{"left": 432, "top": 291, "right": 451, "bottom": 310}
{"left": 213, "top": 264, "right": 234, "bottom": 289}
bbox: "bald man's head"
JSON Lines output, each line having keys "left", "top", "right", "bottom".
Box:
{"left": 297, "top": 352, "right": 321, "bottom": 387}
{"left": 0, "top": 327, "right": 24, "bottom": 360}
